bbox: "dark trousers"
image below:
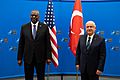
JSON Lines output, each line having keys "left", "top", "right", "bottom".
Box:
{"left": 81, "top": 66, "right": 99, "bottom": 80}
{"left": 24, "top": 56, "right": 45, "bottom": 80}
{"left": 81, "top": 73, "right": 99, "bottom": 80}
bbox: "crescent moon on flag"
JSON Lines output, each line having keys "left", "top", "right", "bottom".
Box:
{"left": 70, "top": 10, "right": 84, "bottom": 35}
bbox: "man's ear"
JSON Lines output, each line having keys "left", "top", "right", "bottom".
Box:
{"left": 38, "top": 16, "right": 40, "bottom": 19}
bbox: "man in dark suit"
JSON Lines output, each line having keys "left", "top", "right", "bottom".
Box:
{"left": 76, "top": 21, "right": 106, "bottom": 80}
{"left": 17, "top": 10, "right": 52, "bottom": 80}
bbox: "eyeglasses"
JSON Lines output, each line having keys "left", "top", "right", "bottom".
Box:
{"left": 31, "top": 14, "right": 38, "bottom": 17}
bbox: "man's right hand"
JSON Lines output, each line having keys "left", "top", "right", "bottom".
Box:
{"left": 76, "top": 65, "right": 79, "bottom": 70}
{"left": 18, "top": 60, "right": 22, "bottom": 66}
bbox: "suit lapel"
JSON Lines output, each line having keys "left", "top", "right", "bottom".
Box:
{"left": 27, "top": 23, "right": 33, "bottom": 40}
{"left": 35, "top": 22, "right": 42, "bottom": 40}
{"left": 89, "top": 34, "right": 98, "bottom": 49}
{"left": 82, "top": 34, "right": 87, "bottom": 50}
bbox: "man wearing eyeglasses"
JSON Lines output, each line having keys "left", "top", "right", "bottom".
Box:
{"left": 76, "top": 21, "right": 106, "bottom": 80}
{"left": 17, "top": 10, "right": 51, "bottom": 80}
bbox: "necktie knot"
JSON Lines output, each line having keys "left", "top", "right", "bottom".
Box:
{"left": 33, "top": 25, "right": 36, "bottom": 27}
{"left": 88, "top": 37, "right": 91, "bottom": 42}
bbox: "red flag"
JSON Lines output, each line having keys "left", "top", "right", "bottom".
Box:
{"left": 44, "top": 0, "right": 58, "bottom": 67}
{"left": 69, "top": 0, "right": 84, "bottom": 56}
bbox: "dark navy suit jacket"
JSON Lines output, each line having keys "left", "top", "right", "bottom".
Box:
{"left": 76, "top": 34, "right": 106, "bottom": 75}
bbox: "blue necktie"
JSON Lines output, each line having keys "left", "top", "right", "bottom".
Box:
{"left": 33, "top": 25, "right": 36, "bottom": 39}
{"left": 86, "top": 37, "right": 91, "bottom": 50}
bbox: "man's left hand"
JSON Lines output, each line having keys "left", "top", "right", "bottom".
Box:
{"left": 47, "top": 59, "right": 51, "bottom": 64}
{"left": 96, "top": 69, "right": 102, "bottom": 75}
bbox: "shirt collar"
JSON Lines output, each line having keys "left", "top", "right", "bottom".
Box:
{"left": 87, "top": 33, "right": 95, "bottom": 39}
{"left": 31, "top": 21, "right": 39, "bottom": 27}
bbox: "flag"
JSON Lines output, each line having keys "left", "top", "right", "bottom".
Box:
{"left": 69, "top": 0, "right": 84, "bottom": 56}
{"left": 44, "top": 0, "right": 58, "bottom": 67}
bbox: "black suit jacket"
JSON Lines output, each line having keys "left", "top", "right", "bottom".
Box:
{"left": 17, "top": 22, "right": 51, "bottom": 64}
{"left": 76, "top": 34, "right": 106, "bottom": 75}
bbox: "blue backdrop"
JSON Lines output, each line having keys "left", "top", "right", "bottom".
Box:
{"left": 0, "top": 0, "right": 120, "bottom": 78}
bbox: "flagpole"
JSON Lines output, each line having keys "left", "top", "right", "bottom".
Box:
{"left": 76, "top": 65, "right": 79, "bottom": 80}
{"left": 76, "top": 69, "right": 78, "bottom": 80}
{"left": 47, "top": 64, "right": 50, "bottom": 80}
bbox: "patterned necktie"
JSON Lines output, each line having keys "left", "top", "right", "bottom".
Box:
{"left": 86, "top": 37, "right": 91, "bottom": 50}
{"left": 33, "top": 25, "right": 36, "bottom": 39}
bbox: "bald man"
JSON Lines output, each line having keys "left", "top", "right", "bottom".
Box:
{"left": 76, "top": 21, "right": 106, "bottom": 80}
{"left": 17, "top": 10, "right": 52, "bottom": 80}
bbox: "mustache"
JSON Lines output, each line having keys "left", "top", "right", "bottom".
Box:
{"left": 87, "top": 29, "right": 92, "bottom": 31}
